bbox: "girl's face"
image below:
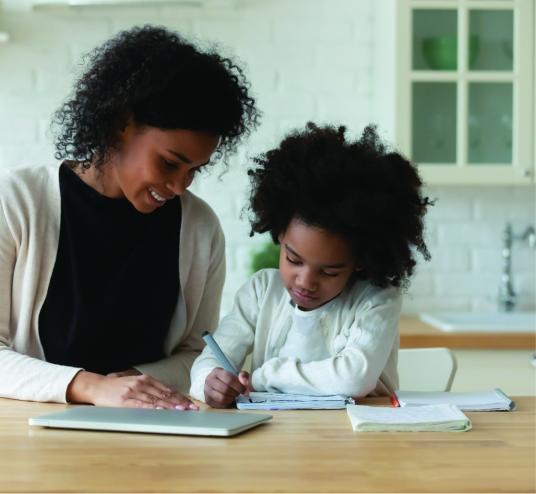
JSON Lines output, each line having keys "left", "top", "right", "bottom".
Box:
{"left": 99, "top": 123, "right": 220, "bottom": 213}
{"left": 278, "top": 218, "right": 357, "bottom": 311}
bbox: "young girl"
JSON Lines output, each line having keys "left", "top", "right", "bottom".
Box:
{"left": 0, "top": 25, "right": 258, "bottom": 409}
{"left": 190, "top": 123, "right": 432, "bottom": 408}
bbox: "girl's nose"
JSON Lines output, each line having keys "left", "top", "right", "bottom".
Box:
{"left": 296, "top": 270, "right": 317, "bottom": 292}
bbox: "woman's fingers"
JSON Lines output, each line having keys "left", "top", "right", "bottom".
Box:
{"left": 106, "top": 374, "right": 197, "bottom": 410}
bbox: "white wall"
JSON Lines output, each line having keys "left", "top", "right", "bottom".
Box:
{"left": 0, "top": 0, "right": 534, "bottom": 315}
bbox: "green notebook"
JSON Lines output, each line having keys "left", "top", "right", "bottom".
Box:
{"left": 346, "top": 404, "right": 471, "bottom": 432}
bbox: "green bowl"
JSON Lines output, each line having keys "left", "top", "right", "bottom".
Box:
{"left": 422, "top": 35, "right": 479, "bottom": 70}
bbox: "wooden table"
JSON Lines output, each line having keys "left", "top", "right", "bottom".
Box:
{"left": 400, "top": 316, "right": 536, "bottom": 349}
{"left": 0, "top": 397, "right": 534, "bottom": 493}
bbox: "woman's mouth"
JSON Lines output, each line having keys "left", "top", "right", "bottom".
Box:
{"left": 147, "top": 187, "right": 169, "bottom": 206}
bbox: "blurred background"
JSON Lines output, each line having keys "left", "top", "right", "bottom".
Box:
{"left": 1, "top": 0, "right": 534, "bottom": 393}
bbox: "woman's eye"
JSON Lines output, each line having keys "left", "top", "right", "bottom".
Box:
{"left": 162, "top": 160, "right": 178, "bottom": 170}
{"left": 286, "top": 256, "right": 300, "bottom": 265}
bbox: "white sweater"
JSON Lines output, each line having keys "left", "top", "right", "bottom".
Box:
{"left": 0, "top": 165, "right": 225, "bottom": 403}
{"left": 190, "top": 269, "right": 401, "bottom": 401}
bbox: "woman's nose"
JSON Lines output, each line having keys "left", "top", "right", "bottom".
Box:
{"left": 166, "top": 172, "right": 193, "bottom": 196}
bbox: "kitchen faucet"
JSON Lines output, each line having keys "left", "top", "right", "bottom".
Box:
{"left": 498, "top": 222, "right": 536, "bottom": 312}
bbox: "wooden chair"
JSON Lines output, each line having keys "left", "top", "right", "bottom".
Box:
{"left": 398, "top": 347, "right": 457, "bottom": 391}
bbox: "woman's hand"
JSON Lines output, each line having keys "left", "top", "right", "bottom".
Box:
{"left": 204, "top": 368, "right": 251, "bottom": 408}
{"left": 107, "top": 368, "right": 142, "bottom": 378}
{"left": 67, "top": 370, "right": 198, "bottom": 410}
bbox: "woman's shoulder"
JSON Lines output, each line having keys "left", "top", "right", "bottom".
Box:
{"left": 181, "top": 190, "right": 221, "bottom": 230}
{"left": 0, "top": 165, "right": 57, "bottom": 196}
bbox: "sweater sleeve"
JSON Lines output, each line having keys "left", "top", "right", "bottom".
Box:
{"left": 250, "top": 286, "right": 402, "bottom": 398}
{"left": 189, "top": 274, "right": 261, "bottom": 402}
{"left": 0, "top": 198, "right": 81, "bottom": 403}
{"left": 135, "top": 217, "right": 226, "bottom": 395}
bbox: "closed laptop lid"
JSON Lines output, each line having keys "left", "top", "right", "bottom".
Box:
{"left": 29, "top": 406, "right": 272, "bottom": 437}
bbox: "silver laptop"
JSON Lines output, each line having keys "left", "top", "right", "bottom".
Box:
{"left": 29, "top": 406, "right": 272, "bottom": 437}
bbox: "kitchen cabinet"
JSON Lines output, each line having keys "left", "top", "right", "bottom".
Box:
{"left": 395, "top": 0, "right": 535, "bottom": 185}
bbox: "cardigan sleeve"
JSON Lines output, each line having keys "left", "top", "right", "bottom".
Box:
{"left": 250, "top": 285, "right": 402, "bottom": 398}
{"left": 0, "top": 196, "right": 81, "bottom": 403}
{"left": 134, "top": 212, "right": 226, "bottom": 395}
{"left": 189, "top": 274, "right": 262, "bottom": 402}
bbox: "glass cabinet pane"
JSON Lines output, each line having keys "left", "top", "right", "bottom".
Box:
{"left": 468, "top": 83, "right": 513, "bottom": 164}
{"left": 413, "top": 10, "right": 457, "bottom": 70}
{"left": 412, "top": 82, "right": 457, "bottom": 163}
{"left": 469, "top": 10, "right": 513, "bottom": 71}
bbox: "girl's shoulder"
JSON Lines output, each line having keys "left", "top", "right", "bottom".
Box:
{"left": 239, "top": 268, "right": 285, "bottom": 304}
{"left": 342, "top": 279, "right": 402, "bottom": 309}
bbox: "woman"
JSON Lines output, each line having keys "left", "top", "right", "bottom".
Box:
{"left": 0, "top": 25, "right": 258, "bottom": 409}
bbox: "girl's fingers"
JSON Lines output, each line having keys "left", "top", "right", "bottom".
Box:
{"left": 210, "top": 376, "right": 243, "bottom": 398}
{"left": 205, "top": 388, "right": 234, "bottom": 408}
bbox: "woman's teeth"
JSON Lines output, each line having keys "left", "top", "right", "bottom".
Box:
{"left": 149, "top": 188, "right": 166, "bottom": 202}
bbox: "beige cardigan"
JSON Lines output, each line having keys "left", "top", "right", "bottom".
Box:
{"left": 0, "top": 165, "right": 225, "bottom": 403}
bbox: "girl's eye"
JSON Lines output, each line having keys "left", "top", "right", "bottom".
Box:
{"left": 286, "top": 256, "right": 301, "bottom": 265}
{"left": 322, "top": 271, "right": 340, "bottom": 278}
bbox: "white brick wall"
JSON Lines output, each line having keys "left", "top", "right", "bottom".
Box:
{"left": 1, "top": 0, "right": 534, "bottom": 316}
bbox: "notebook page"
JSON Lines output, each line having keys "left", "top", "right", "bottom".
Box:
{"left": 396, "top": 389, "right": 514, "bottom": 410}
{"left": 347, "top": 404, "right": 467, "bottom": 424}
{"left": 346, "top": 404, "right": 472, "bottom": 432}
{"left": 246, "top": 392, "right": 350, "bottom": 403}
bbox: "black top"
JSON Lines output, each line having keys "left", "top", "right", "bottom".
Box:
{"left": 38, "top": 164, "right": 181, "bottom": 374}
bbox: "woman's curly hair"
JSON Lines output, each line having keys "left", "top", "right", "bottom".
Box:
{"left": 247, "top": 123, "right": 433, "bottom": 289}
{"left": 53, "top": 25, "right": 259, "bottom": 167}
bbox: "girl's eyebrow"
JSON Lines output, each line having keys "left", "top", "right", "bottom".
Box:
{"left": 285, "top": 243, "right": 347, "bottom": 269}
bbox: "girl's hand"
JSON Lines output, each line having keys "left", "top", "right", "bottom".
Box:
{"left": 67, "top": 371, "right": 199, "bottom": 410}
{"left": 204, "top": 369, "right": 250, "bottom": 408}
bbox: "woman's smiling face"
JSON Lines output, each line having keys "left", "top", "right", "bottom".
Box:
{"left": 96, "top": 123, "right": 220, "bottom": 213}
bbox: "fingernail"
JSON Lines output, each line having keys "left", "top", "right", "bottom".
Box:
{"left": 155, "top": 406, "right": 163, "bottom": 410}
{"left": 175, "top": 405, "right": 186, "bottom": 410}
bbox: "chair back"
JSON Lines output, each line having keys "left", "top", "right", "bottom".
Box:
{"left": 398, "top": 347, "right": 457, "bottom": 391}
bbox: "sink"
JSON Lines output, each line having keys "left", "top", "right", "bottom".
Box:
{"left": 420, "top": 312, "right": 536, "bottom": 333}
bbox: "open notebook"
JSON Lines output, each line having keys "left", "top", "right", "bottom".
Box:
{"left": 236, "top": 392, "right": 355, "bottom": 410}
{"left": 346, "top": 404, "right": 472, "bottom": 432}
{"left": 395, "top": 389, "right": 516, "bottom": 411}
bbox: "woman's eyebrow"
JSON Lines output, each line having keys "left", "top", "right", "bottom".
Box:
{"left": 167, "top": 150, "right": 210, "bottom": 167}
{"left": 167, "top": 149, "right": 192, "bottom": 164}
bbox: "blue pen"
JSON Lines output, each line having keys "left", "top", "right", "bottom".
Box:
{"left": 202, "top": 331, "right": 238, "bottom": 376}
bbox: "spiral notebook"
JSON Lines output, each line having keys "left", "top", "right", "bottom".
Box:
{"left": 236, "top": 392, "right": 355, "bottom": 410}
{"left": 394, "top": 389, "right": 516, "bottom": 411}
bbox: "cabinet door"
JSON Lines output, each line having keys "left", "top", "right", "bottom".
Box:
{"left": 396, "top": 0, "right": 534, "bottom": 185}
